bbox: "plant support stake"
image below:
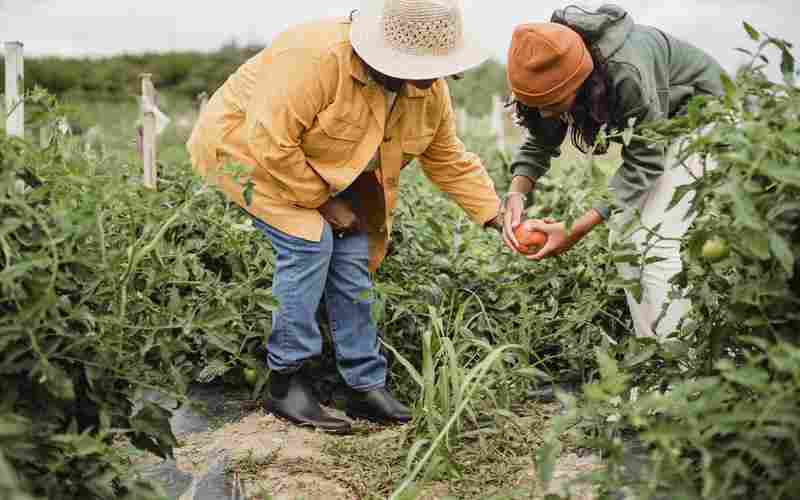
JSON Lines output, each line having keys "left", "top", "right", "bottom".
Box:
{"left": 140, "top": 73, "right": 158, "bottom": 190}
{"left": 491, "top": 94, "right": 505, "bottom": 153}
{"left": 4, "top": 41, "right": 24, "bottom": 138}
{"left": 197, "top": 91, "right": 209, "bottom": 111}
{"left": 456, "top": 107, "right": 468, "bottom": 134}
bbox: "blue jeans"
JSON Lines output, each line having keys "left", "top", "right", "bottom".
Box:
{"left": 252, "top": 215, "right": 386, "bottom": 391}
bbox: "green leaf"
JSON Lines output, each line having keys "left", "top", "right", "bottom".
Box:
{"left": 728, "top": 182, "right": 764, "bottom": 230}
{"left": 40, "top": 364, "right": 76, "bottom": 401}
{"left": 739, "top": 233, "right": 771, "bottom": 260}
{"left": 720, "top": 73, "right": 738, "bottom": 103}
{"left": 666, "top": 184, "right": 694, "bottom": 212}
{"left": 130, "top": 401, "right": 177, "bottom": 460}
{"left": 743, "top": 22, "right": 760, "bottom": 41}
{"left": 621, "top": 345, "right": 657, "bottom": 368}
{"left": 534, "top": 440, "right": 563, "bottom": 488}
{"left": 381, "top": 339, "right": 424, "bottom": 389}
{"left": 516, "top": 366, "right": 552, "bottom": 381}
{"left": 768, "top": 232, "right": 795, "bottom": 275}
{"left": 780, "top": 45, "right": 796, "bottom": 86}
{"left": 721, "top": 366, "right": 770, "bottom": 388}
{"left": 242, "top": 180, "right": 255, "bottom": 207}
{"left": 622, "top": 126, "right": 634, "bottom": 147}
{"left": 404, "top": 439, "right": 431, "bottom": 474}
{"left": 761, "top": 161, "right": 800, "bottom": 187}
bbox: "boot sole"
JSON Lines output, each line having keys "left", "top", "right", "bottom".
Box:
{"left": 345, "top": 410, "right": 411, "bottom": 426}
{"left": 263, "top": 403, "right": 352, "bottom": 435}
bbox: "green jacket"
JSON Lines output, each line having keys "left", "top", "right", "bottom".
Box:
{"left": 510, "top": 5, "right": 727, "bottom": 218}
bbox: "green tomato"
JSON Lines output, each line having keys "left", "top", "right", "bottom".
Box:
{"left": 243, "top": 368, "right": 258, "bottom": 387}
{"left": 701, "top": 238, "right": 730, "bottom": 261}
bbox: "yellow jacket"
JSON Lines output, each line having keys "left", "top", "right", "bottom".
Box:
{"left": 187, "top": 18, "right": 500, "bottom": 270}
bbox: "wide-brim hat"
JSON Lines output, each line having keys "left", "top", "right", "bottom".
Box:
{"left": 350, "top": 0, "right": 490, "bottom": 80}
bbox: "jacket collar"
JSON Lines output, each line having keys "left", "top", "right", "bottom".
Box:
{"left": 348, "top": 46, "right": 433, "bottom": 130}
{"left": 348, "top": 47, "right": 433, "bottom": 98}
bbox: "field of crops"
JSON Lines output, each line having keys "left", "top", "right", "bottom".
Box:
{"left": 2, "top": 26, "right": 800, "bottom": 500}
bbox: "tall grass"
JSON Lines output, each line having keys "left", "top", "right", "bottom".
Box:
{"left": 382, "top": 297, "right": 551, "bottom": 499}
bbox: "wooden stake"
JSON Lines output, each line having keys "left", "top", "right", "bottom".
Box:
{"left": 456, "top": 107, "right": 468, "bottom": 134}
{"left": 4, "top": 41, "right": 24, "bottom": 138}
{"left": 197, "top": 91, "right": 209, "bottom": 111}
{"left": 491, "top": 95, "right": 505, "bottom": 153}
{"left": 40, "top": 124, "right": 49, "bottom": 148}
{"left": 140, "top": 73, "right": 157, "bottom": 190}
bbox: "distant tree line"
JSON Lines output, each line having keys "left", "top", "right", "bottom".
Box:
{"left": 0, "top": 43, "right": 508, "bottom": 117}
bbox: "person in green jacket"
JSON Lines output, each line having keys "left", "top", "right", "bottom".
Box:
{"left": 502, "top": 5, "right": 726, "bottom": 338}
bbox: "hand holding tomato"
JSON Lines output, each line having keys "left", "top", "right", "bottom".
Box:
{"left": 513, "top": 220, "right": 549, "bottom": 254}
{"left": 519, "top": 219, "right": 574, "bottom": 260}
{"left": 501, "top": 192, "right": 526, "bottom": 252}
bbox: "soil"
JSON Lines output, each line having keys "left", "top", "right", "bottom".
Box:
{"left": 131, "top": 384, "right": 602, "bottom": 500}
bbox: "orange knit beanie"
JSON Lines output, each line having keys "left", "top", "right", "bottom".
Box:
{"left": 507, "top": 22, "right": 594, "bottom": 108}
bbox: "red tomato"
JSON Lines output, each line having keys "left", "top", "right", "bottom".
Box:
{"left": 514, "top": 220, "right": 548, "bottom": 255}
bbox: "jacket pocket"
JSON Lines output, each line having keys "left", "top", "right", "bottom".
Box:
{"left": 303, "top": 114, "right": 364, "bottom": 159}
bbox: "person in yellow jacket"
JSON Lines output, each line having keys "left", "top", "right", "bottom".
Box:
{"left": 188, "top": 0, "right": 503, "bottom": 433}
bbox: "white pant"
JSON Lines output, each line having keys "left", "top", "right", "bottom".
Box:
{"left": 610, "top": 136, "right": 714, "bottom": 339}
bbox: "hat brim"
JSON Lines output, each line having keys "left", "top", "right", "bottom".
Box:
{"left": 350, "top": 3, "right": 490, "bottom": 80}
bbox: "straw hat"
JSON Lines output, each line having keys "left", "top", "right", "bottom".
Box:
{"left": 350, "top": 0, "right": 489, "bottom": 80}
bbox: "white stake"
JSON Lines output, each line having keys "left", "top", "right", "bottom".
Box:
{"left": 4, "top": 41, "right": 24, "bottom": 138}
{"left": 140, "top": 73, "right": 157, "bottom": 190}
{"left": 456, "top": 107, "right": 468, "bottom": 134}
{"left": 491, "top": 95, "right": 506, "bottom": 153}
{"left": 197, "top": 91, "right": 209, "bottom": 111}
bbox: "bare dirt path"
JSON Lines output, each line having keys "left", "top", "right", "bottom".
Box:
{"left": 131, "top": 385, "right": 600, "bottom": 499}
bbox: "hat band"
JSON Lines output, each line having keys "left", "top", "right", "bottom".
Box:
{"left": 382, "top": 14, "right": 463, "bottom": 57}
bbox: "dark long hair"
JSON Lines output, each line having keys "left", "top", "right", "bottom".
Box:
{"left": 512, "top": 8, "right": 617, "bottom": 154}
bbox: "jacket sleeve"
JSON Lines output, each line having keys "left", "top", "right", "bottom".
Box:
{"left": 607, "top": 76, "right": 667, "bottom": 211}
{"left": 509, "top": 114, "right": 568, "bottom": 181}
{"left": 418, "top": 81, "right": 501, "bottom": 226}
{"left": 245, "top": 49, "right": 334, "bottom": 209}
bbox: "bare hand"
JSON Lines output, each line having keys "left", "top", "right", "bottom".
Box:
{"left": 524, "top": 219, "right": 573, "bottom": 260}
{"left": 501, "top": 193, "right": 526, "bottom": 253}
{"left": 318, "top": 198, "right": 360, "bottom": 234}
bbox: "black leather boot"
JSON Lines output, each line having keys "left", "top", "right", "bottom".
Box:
{"left": 346, "top": 387, "right": 412, "bottom": 424}
{"left": 263, "top": 371, "right": 351, "bottom": 434}
{"left": 526, "top": 380, "right": 581, "bottom": 404}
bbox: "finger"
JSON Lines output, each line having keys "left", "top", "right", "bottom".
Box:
{"left": 503, "top": 227, "right": 518, "bottom": 252}
{"left": 504, "top": 202, "right": 522, "bottom": 249}
{"left": 529, "top": 240, "right": 559, "bottom": 260}
{"left": 329, "top": 218, "right": 345, "bottom": 231}
{"left": 353, "top": 215, "right": 365, "bottom": 233}
{"left": 503, "top": 225, "right": 522, "bottom": 253}
{"left": 525, "top": 220, "right": 549, "bottom": 232}
{"left": 349, "top": 216, "right": 362, "bottom": 232}
{"left": 502, "top": 231, "right": 521, "bottom": 254}
{"left": 511, "top": 199, "right": 523, "bottom": 229}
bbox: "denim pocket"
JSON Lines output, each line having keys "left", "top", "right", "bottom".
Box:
{"left": 253, "top": 217, "right": 332, "bottom": 255}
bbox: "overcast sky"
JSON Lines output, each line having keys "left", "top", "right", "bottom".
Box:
{"left": 1, "top": 0, "right": 796, "bottom": 75}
